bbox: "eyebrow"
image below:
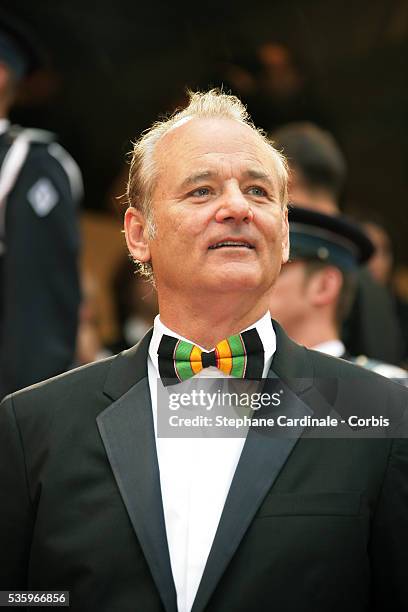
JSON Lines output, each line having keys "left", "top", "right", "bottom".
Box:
{"left": 179, "top": 171, "right": 217, "bottom": 190}
{"left": 179, "top": 169, "right": 276, "bottom": 191}
{"left": 242, "top": 169, "right": 275, "bottom": 190}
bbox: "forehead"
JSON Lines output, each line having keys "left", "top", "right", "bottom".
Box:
{"left": 154, "top": 117, "right": 277, "bottom": 182}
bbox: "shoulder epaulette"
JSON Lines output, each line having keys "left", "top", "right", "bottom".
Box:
{"left": 2, "top": 126, "right": 83, "bottom": 204}
{"left": 7, "top": 125, "right": 56, "bottom": 145}
{"left": 350, "top": 354, "right": 408, "bottom": 384}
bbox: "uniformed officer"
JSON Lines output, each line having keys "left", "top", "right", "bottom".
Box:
{"left": 0, "top": 14, "right": 83, "bottom": 398}
{"left": 268, "top": 206, "right": 408, "bottom": 383}
{"left": 271, "top": 122, "right": 405, "bottom": 365}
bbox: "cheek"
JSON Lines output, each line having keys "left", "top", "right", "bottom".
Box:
{"left": 157, "top": 208, "right": 208, "bottom": 241}
{"left": 258, "top": 209, "right": 286, "bottom": 243}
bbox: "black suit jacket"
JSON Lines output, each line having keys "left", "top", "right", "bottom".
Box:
{"left": 0, "top": 322, "right": 407, "bottom": 611}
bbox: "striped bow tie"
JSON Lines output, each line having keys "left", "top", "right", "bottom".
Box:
{"left": 157, "top": 328, "right": 264, "bottom": 385}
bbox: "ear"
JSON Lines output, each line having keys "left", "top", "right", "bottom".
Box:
{"left": 124, "top": 206, "right": 151, "bottom": 263}
{"left": 281, "top": 207, "right": 290, "bottom": 264}
{"left": 310, "top": 266, "right": 343, "bottom": 306}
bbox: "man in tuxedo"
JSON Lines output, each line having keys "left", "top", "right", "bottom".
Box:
{"left": 0, "top": 89, "right": 407, "bottom": 612}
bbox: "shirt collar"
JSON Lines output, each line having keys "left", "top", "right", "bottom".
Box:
{"left": 149, "top": 311, "right": 276, "bottom": 378}
{"left": 0, "top": 119, "right": 10, "bottom": 137}
{"left": 312, "top": 339, "right": 345, "bottom": 358}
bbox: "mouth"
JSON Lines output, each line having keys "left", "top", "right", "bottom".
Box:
{"left": 208, "top": 240, "right": 255, "bottom": 250}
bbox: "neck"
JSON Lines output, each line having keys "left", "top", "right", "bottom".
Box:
{"left": 157, "top": 291, "right": 270, "bottom": 349}
{"left": 288, "top": 314, "right": 339, "bottom": 348}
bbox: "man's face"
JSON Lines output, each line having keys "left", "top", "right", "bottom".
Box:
{"left": 268, "top": 260, "right": 311, "bottom": 332}
{"left": 137, "top": 117, "right": 289, "bottom": 300}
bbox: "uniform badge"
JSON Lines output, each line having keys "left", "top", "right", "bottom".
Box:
{"left": 27, "top": 177, "right": 59, "bottom": 217}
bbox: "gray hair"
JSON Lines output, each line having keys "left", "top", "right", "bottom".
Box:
{"left": 126, "top": 89, "right": 288, "bottom": 279}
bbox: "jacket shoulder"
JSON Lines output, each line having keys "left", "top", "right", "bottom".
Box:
{"left": 2, "top": 356, "right": 115, "bottom": 416}
{"left": 307, "top": 346, "right": 405, "bottom": 384}
{"left": 306, "top": 347, "right": 408, "bottom": 405}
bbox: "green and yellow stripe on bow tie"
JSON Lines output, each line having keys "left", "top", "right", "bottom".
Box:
{"left": 157, "top": 328, "right": 264, "bottom": 385}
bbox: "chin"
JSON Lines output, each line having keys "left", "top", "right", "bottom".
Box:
{"left": 207, "top": 267, "right": 265, "bottom": 293}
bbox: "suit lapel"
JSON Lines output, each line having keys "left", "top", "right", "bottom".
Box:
{"left": 191, "top": 321, "right": 315, "bottom": 612}
{"left": 97, "top": 331, "right": 177, "bottom": 612}
{"left": 96, "top": 322, "right": 315, "bottom": 612}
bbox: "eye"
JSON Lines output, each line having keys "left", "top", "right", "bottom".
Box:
{"left": 247, "top": 186, "right": 267, "bottom": 197}
{"left": 191, "top": 187, "right": 211, "bottom": 197}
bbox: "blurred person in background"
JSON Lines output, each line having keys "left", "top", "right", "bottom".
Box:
{"left": 74, "top": 261, "right": 158, "bottom": 366}
{"left": 272, "top": 121, "right": 404, "bottom": 365}
{"left": 272, "top": 122, "right": 345, "bottom": 214}
{"left": 0, "top": 13, "right": 82, "bottom": 398}
{"left": 74, "top": 272, "right": 110, "bottom": 366}
{"left": 218, "top": 41, "right": 324, "bottom": 132}
{"left": 362, "top": 217, "right": 408, "bottom": 365}
{"left": 269, "top": 206, "right": 407, "bottom": 383}
{"left": 363, "top": 219, "right": 393, "bottom": 287}
{"left": 108, "top": 256, "right": 158, "bottom": 354}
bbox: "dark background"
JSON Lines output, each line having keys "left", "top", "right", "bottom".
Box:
{"left": 4, "top": 0, "right": 408, "bottom": 262}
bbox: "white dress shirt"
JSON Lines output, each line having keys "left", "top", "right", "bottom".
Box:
{"left": 312, "top": 339, "right": 345, "bottom": 358}
{"left": 313, "top": 339, "right": 408, "bottom": 380}
{"left": 0, "top": 119, "right": 10, "bottom": 137}
{"left": 147, "top": 312, "right": 276, "bottom": 612}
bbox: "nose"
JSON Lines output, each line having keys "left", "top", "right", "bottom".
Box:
{"left": 215, "top": 183, "right": 253, "bottom": 224}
